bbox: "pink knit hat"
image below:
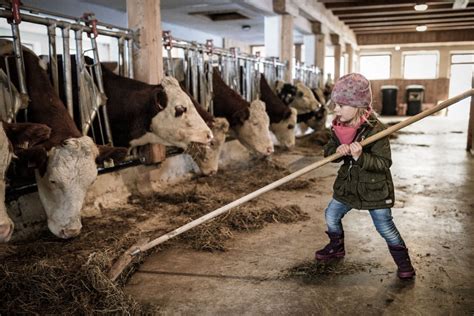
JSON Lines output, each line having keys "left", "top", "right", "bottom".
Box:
{"left": 331, "top": 73, "right": 372, "bottom": 108}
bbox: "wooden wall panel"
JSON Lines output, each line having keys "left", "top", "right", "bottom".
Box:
{"left": 370, "top": 78, "right": 450, "bottom": 114}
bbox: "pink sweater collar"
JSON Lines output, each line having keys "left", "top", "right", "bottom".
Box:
{"left": 332, "top": 108, "right": 372, "bottom": 144}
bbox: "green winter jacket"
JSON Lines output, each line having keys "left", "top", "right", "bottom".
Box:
{"left": 324, "top": 114, "right": 395, "bottom": 210}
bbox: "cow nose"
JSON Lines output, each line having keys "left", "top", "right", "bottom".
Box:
{"left": 266, "top": 146, "right": 274, "bottom": 155}
{"left": 59, "top": 228, "right": 81, "bottom": 239}
{"left": 0, "top": 223, "right": 14, "bottom": 242}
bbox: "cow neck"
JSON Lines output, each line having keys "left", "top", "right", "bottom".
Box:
{"left": 212, "top": 70, "right": 250, "bottom": 127}
{"left": 260, "top": 75, "right": 290, "bottom": 124}
{"left": 101, "top": 65, "right": 161, "bottom": 147}
{"left": 22, "top": 51, "right": 81, "bottom": 148}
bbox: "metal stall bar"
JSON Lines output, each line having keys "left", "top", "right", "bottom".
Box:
{"left": 162, "top": 30, "right": 174, "bottom": 77}
{"left": 62, "top": 26, "right": 74, "bottom": 118}
{"left": 7, "top": 0, "right": 28, "bottom": 114}
{"left": 126, "top": 38, "right": 134, "bottom": 79}
{"left": 118, "top": 36, "right": 125, "bottom": 77}
{"left": 47, "top": 22, "right": 59, "bottom": 95}
{"left": 82, "top": 12, "right": 113, "bottom": 146}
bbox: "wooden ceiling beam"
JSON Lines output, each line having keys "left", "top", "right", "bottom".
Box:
{"left": 338, "top": 7, "right": 474, "bottom": 19}
{"left": 348, "top": 17, "right": 474, "bottom": 27}
{"left": 352, "top": 22, "right": 474, "bottom": 31}
{"left": 343, "top": 11, "right": 474, "bottom": 23}
{"left": 335, "top": 3, "right": 458, "bottom": 15}
{"left": 355, "top": 25, "right": 474, "bottom": 34}
{"left": 325, "top": 1, "right": 453, "bottom": 10}
{"left": 356, "top": 29, "right": 474, "bottom": 44}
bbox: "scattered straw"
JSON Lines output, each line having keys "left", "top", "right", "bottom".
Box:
{"left": 282, "top": 260, "right": 381, "bottom": 283}
{"left": 1, "top": 159, "right": 312, "bottom": 312}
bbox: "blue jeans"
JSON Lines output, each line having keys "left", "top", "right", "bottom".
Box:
{"left": 324, "top": 198, "right": 405, "bottom": 246}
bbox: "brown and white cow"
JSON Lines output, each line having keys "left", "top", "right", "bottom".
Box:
{"left": 0, "top": 121, "right": 51, "bottom": 242}
{"left": 98, "top": 62, "right": 213, "bottom": 149}
{"left": 0, "top": 40, "right": 126, "bottom": 239}
{"left": 212, "top": 69, "right": 273, "bottom": 156}
{"left": 275, "top": 80, "right": 320, "bottom": 114}
{"left": 259, "top": 74, "right": 297, "bottom": 149}
{"left": 181, "top": 87, "right": 229, "bottom": 175}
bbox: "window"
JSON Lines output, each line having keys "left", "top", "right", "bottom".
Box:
{"left": 251, "top": 45, "right": 265, "bottom": 57}
{"left": 403, "top": 52, "right": 438, "bottom": 79}
{"left": 451, "top": 53, "right": 474, "bottom": 63}
{"left": 359, "top": 54, "right": 391, "bottom": 80}
{"left": 324, "top": 56, "right": 335, "bottom": 82}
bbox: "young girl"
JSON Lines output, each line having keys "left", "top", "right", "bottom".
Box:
{"left": 315, "top": 73, "right": 415, "bottom": 279}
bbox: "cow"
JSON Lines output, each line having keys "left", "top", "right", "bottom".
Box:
{"left": 96, "top": 59, "right": 213, "bottom": 150}
{"left": 1, "top": 121, "right": 51, "bottom": 242}
{"left": 275, "top": 80, "right": 320, "bottom": 114}
{"left": 212, "top": 69, "right": 273, "bottom": 156}
{"left": 181, "top": 87, "right": 229, "bottom": 176}
{"left": 0, "top": 39, "right": 127, "bottom": 239}
{"left": 296, "top": 106, "right": 328, "bottom": 132}
{"left": 62, "top": 56, "right": 217, "bottom": 174}
{"left": 259, "top": 74, "right": 297, "bottom": 149}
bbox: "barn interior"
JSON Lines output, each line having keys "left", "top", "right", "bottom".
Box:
{"left": 0, "top": 0, "right": 473, "bottom": 314}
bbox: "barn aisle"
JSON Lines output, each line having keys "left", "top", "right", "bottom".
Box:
{"left": 125, "top": 116, "right": 474, "bottom": 315}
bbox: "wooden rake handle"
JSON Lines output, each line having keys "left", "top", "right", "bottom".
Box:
{"left": 108, "top": 89, "right": 473, "bottom": 281}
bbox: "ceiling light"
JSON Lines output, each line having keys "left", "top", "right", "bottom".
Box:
{"left": 416, "top": 25, "right": 427, "bottom": 32}
{"left": 414, "top": 3, "right": 428, "bottom": 11}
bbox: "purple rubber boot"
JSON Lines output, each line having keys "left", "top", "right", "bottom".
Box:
{"left": 315, "top": 231, "right": 345, "bottom": 261}
{"left": 388, "top": 245, "right": 416, "bottom": 279}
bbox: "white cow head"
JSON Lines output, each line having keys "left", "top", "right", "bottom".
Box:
{"left": 275, "top": 80, "right": 320, "bottom": 114}
{"left": 189, "top": 118, "right": 229, "bottom": 176}
{"left": 234, "top": 100, "right": 274, "bottom": 156}
{"left": 0, "top": 125, "right": 13, "bottom": 242}
{"left": 270, "top": 107, "right": 297, "bottom": 149}
{"left": 291, "top": 82, "right": 321, "bottom": 113}
{"left": 130, "top": 77, "right": 213, "bottom": 149}
{"left": 35, "top": 136, "right": 99, "bottom": 239}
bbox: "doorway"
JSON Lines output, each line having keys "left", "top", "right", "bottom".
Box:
{"left": 448, "top": 53, "right": 474, "bottom": 119}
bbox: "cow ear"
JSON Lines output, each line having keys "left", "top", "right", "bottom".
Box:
{"left": 15, "top": 146, "right": 49, "bottom": 177}
{"left": 3, "top": 122, "right": 51, "bottom": 149}
{"left": 153, "top": 86, "right": 167, "bottom": 111}
{"left": 96, "top": 145, "right": 128, "bottom": 165}
{"left": 230, "top": 109, "right": 250, "bottom": 126}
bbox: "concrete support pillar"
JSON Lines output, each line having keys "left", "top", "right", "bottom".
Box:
{"left": 439, "top": 49, "right": 450, "bottom": 78}
{"left": 391, "top": 50, "right": 402, "bottom": 79}
{"left": 316, "top": 34, "right": 326, "bottom": 72}
{"left": 295, "top": 44, "right": 302, "bottom": 63}
{"left": 127, "top": 0, "right": 165, "bottom": 163}
{"left": 127, "top": 0, "right": 163, "bottom": 84}
{"left": 304, "top": 21, "right": 325, "bottom": 76}
{"left": 264, "top": 14, "right": 294, "bottom": 82}
{"left": 346, "top": 43, "right": 354, "bottom": 73}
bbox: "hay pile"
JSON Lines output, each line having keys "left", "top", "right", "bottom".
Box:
{"left": 1, "top": 159, "right": 311, "bottom": 313}
{"left": 0, "top": 219, "right": 153, "bottom": 314}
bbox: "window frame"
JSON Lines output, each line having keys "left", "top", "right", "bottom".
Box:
{"left": 402, "top": 51, "right": 439, "bottom": 79}
{"left": 359, "top": 53, "right": 392, "bottom": 80}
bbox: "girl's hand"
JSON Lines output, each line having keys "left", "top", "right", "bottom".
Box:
{"left": 349, "top": 142, "right": 363, "bottom": 159}
{"left": 336, "top": 144, "right": 351, "bottom": 156}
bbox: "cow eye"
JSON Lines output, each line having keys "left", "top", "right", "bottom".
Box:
{"left": 288, "top": 124, "right": 295, "bottom": 129}
{"left": 50, "top": 180, "right": 57, "bottom": 184}
{"left": 175, "top": 105, "right": 187, "bottom": 117}
{"left": 296, "top": 91, "right": 304, "bottom": 98}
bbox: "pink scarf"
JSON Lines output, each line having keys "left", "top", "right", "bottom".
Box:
{"left": 332, "top": 108, "right": 372, "bottom": 144}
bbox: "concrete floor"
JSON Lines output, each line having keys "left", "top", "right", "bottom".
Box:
{"left": 125, "top": 116, "right": 474, "bottom": 315}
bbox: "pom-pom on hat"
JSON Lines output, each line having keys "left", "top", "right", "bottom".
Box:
{"left": 331, "top": 73, "right": 372, "bottom": 108}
